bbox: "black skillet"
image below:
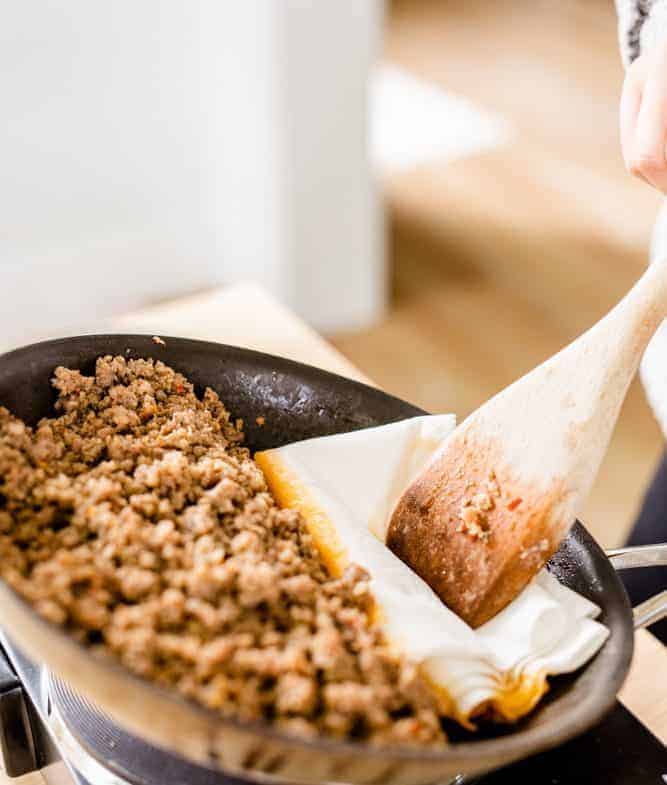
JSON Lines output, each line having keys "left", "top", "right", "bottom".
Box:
{"left": 0, "top": 335, "right": 649, "bottom": 784}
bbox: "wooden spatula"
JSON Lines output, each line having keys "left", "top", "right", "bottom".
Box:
{"left": 387, "top": 258, "right": 667, "bottom": 628}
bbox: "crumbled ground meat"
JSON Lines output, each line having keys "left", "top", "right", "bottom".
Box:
{"left": 0, "top": 356, "right": 445, "bottom": 747}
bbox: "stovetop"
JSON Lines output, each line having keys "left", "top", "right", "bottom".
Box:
{"left": 0, "top": 632, "right": 664, "bottom": 785}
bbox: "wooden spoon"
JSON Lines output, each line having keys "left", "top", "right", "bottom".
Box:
{"left": 387, "top": 258, "right": 667, "bottom": 628}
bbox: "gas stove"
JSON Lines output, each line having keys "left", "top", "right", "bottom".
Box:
{"left": 0, "top": 632, "right": 663, "bottom": 785}
{"left": 0, "top": 632, "right": 255, "bottom": 785}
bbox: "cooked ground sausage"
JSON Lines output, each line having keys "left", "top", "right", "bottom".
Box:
{"left": 0, "top": 356, "right": 444, "bottom": 746}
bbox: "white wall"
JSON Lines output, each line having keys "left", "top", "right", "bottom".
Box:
{"left": 0, "top": 1, "right": 384, "bottom": 351}
{"left": 1, "top": 3, "right": 223, "bottom": 349}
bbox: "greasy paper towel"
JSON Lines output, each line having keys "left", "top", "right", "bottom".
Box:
{"left": 257, "top": 416, "right": 608, "bottom": 724}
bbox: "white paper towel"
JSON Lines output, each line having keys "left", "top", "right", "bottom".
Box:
{"left": 257, "top": 416, "right": 609, "bottom": 725}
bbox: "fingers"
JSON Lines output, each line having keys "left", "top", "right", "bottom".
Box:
{"left": 628, "top": 43, "right": 667, "bottom": 193}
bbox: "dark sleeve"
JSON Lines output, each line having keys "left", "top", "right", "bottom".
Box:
{"left": 615, "top": 0, "right": 659, "bottom": 65}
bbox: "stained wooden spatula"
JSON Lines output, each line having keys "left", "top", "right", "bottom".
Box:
{"left": 387, "top": 258, "right": 667, "bottom": 628}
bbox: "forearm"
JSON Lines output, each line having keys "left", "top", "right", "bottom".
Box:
{"left": 616, "top": 0, "right": 667, "bottom": 65}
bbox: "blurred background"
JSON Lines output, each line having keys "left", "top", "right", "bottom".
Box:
{"left": 1, "top": 0, "right": 663, "bottom": 547}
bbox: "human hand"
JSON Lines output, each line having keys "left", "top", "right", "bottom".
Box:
{"left": 621, "top": 35, "right": 667, "bottom": 193}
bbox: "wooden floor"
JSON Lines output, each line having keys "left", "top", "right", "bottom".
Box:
{"left": 331, "top": 0, "right": 665, "bottom": 546}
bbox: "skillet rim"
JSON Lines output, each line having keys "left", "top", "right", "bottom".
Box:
{"left": 0, "top": 334, "right": 635, "bottom": 769}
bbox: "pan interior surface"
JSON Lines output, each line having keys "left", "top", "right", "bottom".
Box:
{"left": 0, "top": 335, "right": 635, "bottom": 782}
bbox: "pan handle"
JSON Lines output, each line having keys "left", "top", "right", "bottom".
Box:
{"left": 606, "top": 544, "right": 667, "bottom": 630}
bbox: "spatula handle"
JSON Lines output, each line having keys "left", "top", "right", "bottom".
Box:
{"left": 573, "top": 256, "right": 667, "bottom": 421}
{"left": 610, "top": 256, "right": 667, "bottom": 349}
